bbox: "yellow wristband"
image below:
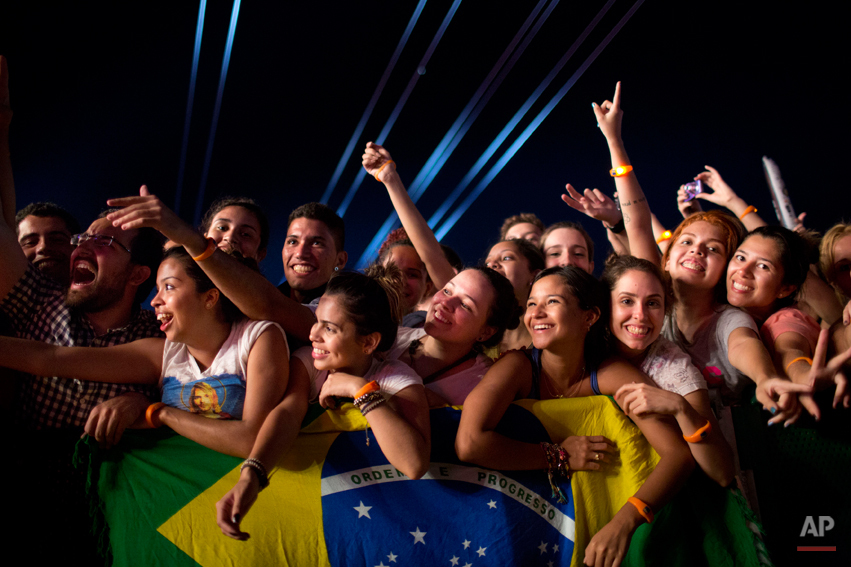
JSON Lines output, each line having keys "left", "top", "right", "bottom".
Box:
{"left": 192, "top": 237, "right": 217, "bottom": 262}
{"left": 609, "top": 164, "right": 633, "bottom": 177}
{"left": 145, "top": 402, "right": 166, "bottom": 428}
{"left": 683, "top": 420, "right": 712, "bottom": 443}
{"left": 627, "top": 496, "right": 654, "bottom": 523}
{"left": 785, "top": 356, "right": 813, "bottom": 373}
{"left": 374, "top": 160, "right": 396, "bottom": 181}
{"left": 354, "top": 380, "right": 380, "bottom": 399}
{"left": 740, "top": 205, "right": 758, "bottom": 220}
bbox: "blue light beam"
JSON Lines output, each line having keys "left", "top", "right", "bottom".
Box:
{"left": 319, "top": 0, "right": 428, "bottom": 207}
{"left": 174, "top": 0, "right": 207, "bottom": 216}
{"left": 354, "top": 0, "right": 558, "bottom": 269}
{"left": 434, "top": 0, "right": 645, "bottom": 241}
{"left": 194, "top": 0, "right": 242, "bottom": 226}
{"left": 336, "top": 0, "right": 464, "bottom": 219}
{"left": 428, "top": 0, "right": 617, "bottom": 230}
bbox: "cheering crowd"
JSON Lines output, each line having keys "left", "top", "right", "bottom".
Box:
{"left": 2, "top": 55, "right": 850, "bottom": 566}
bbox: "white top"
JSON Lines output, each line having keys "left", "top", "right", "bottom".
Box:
{"left": 640, "top": 336, "right": 707, "bottom": 397}
{"left": 159, "top": 319, "right": 287, "bottom": 419}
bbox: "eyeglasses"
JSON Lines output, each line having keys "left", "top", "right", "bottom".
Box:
{"left": 70, "top": 233, "right": 131, "bottom": 253}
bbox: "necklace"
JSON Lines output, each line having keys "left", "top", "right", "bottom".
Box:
{"left": 542, "top": 362, "right": 585, "bottom": 399}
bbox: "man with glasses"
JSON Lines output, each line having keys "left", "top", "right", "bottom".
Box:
{"left": 0, "top": 55, "right": 166, "bottom": 562}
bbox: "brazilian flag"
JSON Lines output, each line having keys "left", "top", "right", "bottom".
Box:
{"left": 81, "top": 397, "right": 768, "bottom": 566}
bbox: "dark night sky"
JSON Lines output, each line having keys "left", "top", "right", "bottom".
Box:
{"left": 1, "top": 1, "right": 846, "bottom": 282}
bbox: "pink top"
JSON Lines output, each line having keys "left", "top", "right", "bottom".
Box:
{"left": 760, "top": 306, "right": 821, "bottom": 352}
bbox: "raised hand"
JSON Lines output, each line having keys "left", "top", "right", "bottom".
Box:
{"left": 676, "top": 185, "right": 703, "bottom": 219}
{"left": 592, "top": 81, "right": 623, "bottom": 142}
{"left": 561, "top": 183, "right": 622, "bottom": 227}
{"left": 362, "top": 142, "right": 396, "bottom": 183}
{"left": 694, "top": 165, "right": 737, "bottom": 206}
{"left": 559, "top": 435, "right": 617, "bottom": 471}
{"left": 106, "top": 185, "right": 199, "bottom": 245}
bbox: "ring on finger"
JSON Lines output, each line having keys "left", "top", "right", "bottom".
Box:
{"left": 594, "top": 453, "right": 600, "bottom": 461}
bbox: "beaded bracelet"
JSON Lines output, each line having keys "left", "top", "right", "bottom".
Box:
{"left": 683, "top": 420, "right": 712, "bottom": 443}
{"left": 359, "top": 396, "right": 386, "bottom": 417}
{"left": 192, "top": 237, "right": 217, "bottom": 262}
{"left": 354, "top": 391, "right": 384, "bottom": 409}
{"left": 740, "top": 205, "right": 758, "bottom": 220}
{"left": 145, "top": 402, "right": 166, "bottom": 428}
{"left": 540, "top": 442, "right": 570, "bottom": 503}
{"left": 241, "top": 457, "right": 270, "bottom": 490}
{"left": 627, "top": 496, "right": 654, "bottom": 523}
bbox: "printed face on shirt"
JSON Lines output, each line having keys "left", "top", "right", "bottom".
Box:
{"left": 664, "top": 221, "right": 728, "bottom": 290}
{"left": 310, "top": 294, "right": 373, "bottom": 374}
{"left": 151, "top": 258, "right": 213, "bottom": 343}
{"left": 831, "top": 234, "right": 851, "bottom": 299}
{"left": 383, "top": 245, "right": 427, "bottom": 315}
{"left": 505, "top": 222, "right": 542, "bottom": 246}
{"left": 282, "top": 217, "right": 346, "bottom": 294}
{"left": 485, "top": 241, "right": 537, "bottom": 304}
{"left": 17, "top": 214, "right": 75, "bottom": 286}
{"left": 542, "top": 228, "right": 593, "bottom": 274}
{"left": 205, "top": 205, "right": 266, "bottom": 262}
{"left": 609, "top": 269, "right": 666, "bottom": 355}
{"left": 525, "top": 274, "right": 599, "bottom": 352}
{"left": 425, "top": 269, "right": 496, "bottom": 348}
{"left": 726, "top": 234, "right": 793, "bottom": 319}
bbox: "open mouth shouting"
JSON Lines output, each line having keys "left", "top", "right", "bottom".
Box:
{"left": 70, "top": 260, "right": 97, "bottom": 288}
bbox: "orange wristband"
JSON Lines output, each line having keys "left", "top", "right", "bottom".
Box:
{"left": 740, "top": 205, "right": 758, "bottom": 220}
{"left": 354, "top": 380, "right": 380, "bottom": 399}
{"left": 609, "top": 164, "right": 633, "bottom": 177}
{"left": 785, "top": 356, "right": 813, "bottom": 373}
{"left": 192, "top": 237, "right": 217, "bottom": 262}
{"left": 627, "top": 496, "right": 654, "bottom": 523}
{"left": 145, "top": 402, "right": 167, "bottom": 428}
{"left": 374, "top": 160, "right": 396, "bottom": 181}
{"left": 683, "top": 420, "right": 712, "bottom": 443}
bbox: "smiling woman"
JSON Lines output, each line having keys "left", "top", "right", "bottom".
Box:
{"left": 0, "top": 246, "right": 291, "bottom": 458}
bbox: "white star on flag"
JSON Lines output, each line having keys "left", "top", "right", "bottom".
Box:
{"left": 477, "top": 546, "right": 487, "bottom": 557}
{"left": 353, "top": 501, "right": 372, "bottom": 519}
{"left": 374, "top": 563, "right": 387, "bottom": 567}
{"left": 553, "top": 543, "right": 559, "bottom": 553}
{"left": 487, "top": 500, "right": 497, "bottom": 509}
{"left": 449, "top": 556, "right": 460, "bottom": 566}
{"left": 463, "top": 563, "right": 472, "bottom": 567}
{"left": 538, "top": 541, "right": 548, "bottom": 554}
{"left": 462, "top": 539, "right": 471, "bottom": 549}
{"left": 386, "top": 551, "right": 397, "bottom": 563}
{"left": 410, "top": 527, "right": 427, "bottom": 545}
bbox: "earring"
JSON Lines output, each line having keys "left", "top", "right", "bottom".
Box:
{"left": 334, "top": 267, "right": 339, "bottom": 272}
